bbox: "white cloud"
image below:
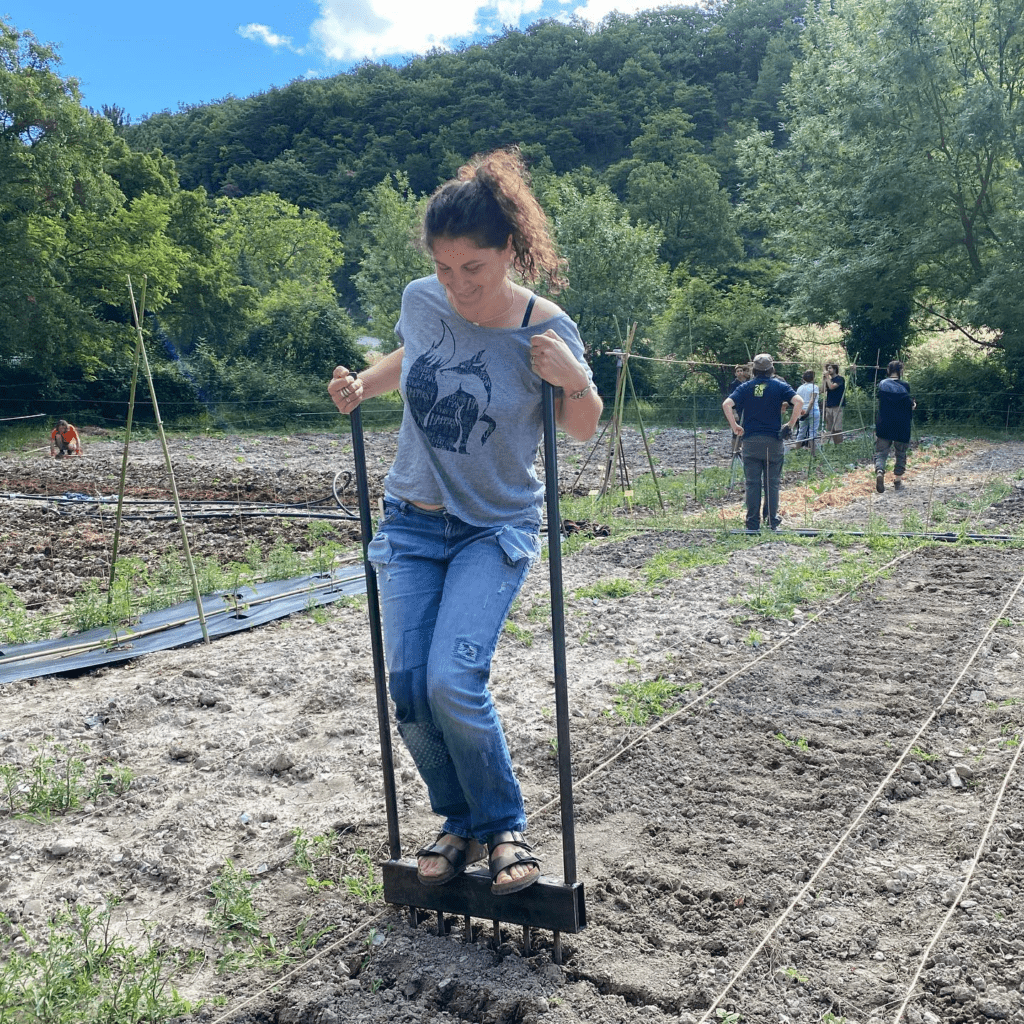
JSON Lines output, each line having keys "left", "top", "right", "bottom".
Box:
{"left": 311, "top": 0, "right": 545, "bottom": 62}
{"left": 307, "top": 0, "right": 699, "bottom": 64}
{"left": 238, "top": 23, "right": 300, "bottom": 52}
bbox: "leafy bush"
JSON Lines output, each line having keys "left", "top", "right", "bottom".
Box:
{"left": 176, "top": 346, "right": 336, "bottom": 429}
{"left": 907, "top": 348, "right": 1016, "bottom": 430}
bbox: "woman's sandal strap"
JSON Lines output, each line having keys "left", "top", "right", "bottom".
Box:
{"left": 488, "top": 831, "right": 541, "bottom": 894}
{"left": 416, "top": 833, "right": 483, "bottom": 886}
{"left": 416, "top": 835, "right": 466, "bottom": 865}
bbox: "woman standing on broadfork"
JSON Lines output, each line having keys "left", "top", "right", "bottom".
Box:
{"left": 329, "top": 148, "right": 602, "bottom": 896}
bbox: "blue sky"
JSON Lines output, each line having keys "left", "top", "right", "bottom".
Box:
{"left": 3, "top": 1, "right": 698, "bottom": 123}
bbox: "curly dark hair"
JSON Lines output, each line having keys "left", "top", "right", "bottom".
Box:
{"left": 422, "top": 147, "right": 568, "bottom": 293}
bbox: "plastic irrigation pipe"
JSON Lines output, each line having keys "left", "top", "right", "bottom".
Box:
{"left": 0, "top": 572, "right": 359, "bottom": 668}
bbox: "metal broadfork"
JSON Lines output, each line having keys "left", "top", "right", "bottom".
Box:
{"left": 349, "top": 382, "right": 586, "bottom": 964}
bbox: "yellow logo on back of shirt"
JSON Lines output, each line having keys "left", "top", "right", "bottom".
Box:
{"left": 754, "top": 383, "right": 766, "bottom": 397}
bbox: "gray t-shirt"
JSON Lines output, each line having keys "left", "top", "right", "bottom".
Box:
{"left": 384, "top": 275, "right": 592, "bottom": 527}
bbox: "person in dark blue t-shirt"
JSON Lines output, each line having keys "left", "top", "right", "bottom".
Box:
{"left": 874, "top": 360, "right": 916, "bottom": 492}
{"left": 723, "top": 353, "right": 803, "bottom": 532}
{"left": 822, "top": 363, "right": 846, "bottom": 443}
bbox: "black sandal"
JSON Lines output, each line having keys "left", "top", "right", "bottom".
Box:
{"left": 415, "top": 833, "right": 484, "bottom": 886}
{"left": 488, "top": 830, "right": 541, "bottom": 895}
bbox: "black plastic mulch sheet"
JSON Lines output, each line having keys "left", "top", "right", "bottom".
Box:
{"left": 0, "top": 567, "right": 367, "bottom": 685}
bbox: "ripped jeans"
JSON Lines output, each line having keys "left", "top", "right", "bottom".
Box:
{"left": 367, "top": 498, "right": 540, "bottom": 842}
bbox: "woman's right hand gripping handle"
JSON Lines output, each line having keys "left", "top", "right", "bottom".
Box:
{"left": 329, "top": 366, "right": 364, "bottom": 415}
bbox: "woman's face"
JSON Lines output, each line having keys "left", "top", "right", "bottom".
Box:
{"left": 430, "top": 235, "right": 512, "bottom": 318}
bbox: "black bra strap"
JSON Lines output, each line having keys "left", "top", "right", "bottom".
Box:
{"left": 521, "top": 295, "right": 536, "bottom": 328}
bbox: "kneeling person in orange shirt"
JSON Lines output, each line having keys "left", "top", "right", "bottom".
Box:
{"left": 50, "top": 419, "right": 83, "bottom": 458}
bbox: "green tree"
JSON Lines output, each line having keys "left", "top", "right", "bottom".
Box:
{"left": 541, "top": 174, "right": 671, "bottom": 397}
{"left": 740, "top": 0, "right": 1024, "bottom": 383}
{"left": 103, "top": 137, "right": 178, "bottom": 201}
{"left": 154, "top": 188, "right": 258, "bottom": 356}
{"left": 653, "top": 275, "right": 783, "bottom": 395}
{"left": 245, "top": 283, "right": 363, "bottom": 376}
{"left": 606, "top": 112, "right": 743, "bottom": 273}
{"left": 623, "top": 159, "right": 742, "bottom": 273}
{"left": 0, "top": 18, "right": 127, "bottom": 373}
{"left": 214, "top": 193, "right": 343, "bottom": 298}
{"left": 354, "top": 173, "right": 433, "bottom": 350}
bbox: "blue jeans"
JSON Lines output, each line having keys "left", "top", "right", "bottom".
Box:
{"left": 796, "top": 406, "right": 820, "bottom": 445}
{"left": 742, "top": 434, "right": 784, "bottom": 531}
{"left": 367, "top": 499, "right": 540, "bottom": 842}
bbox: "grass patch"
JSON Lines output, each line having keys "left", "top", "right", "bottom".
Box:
{"left": 1, "top": 522, "right": 358, "bottom": 647}
{"left": 0, "top": 903, "right": 198, "bottom": 1024}
{"left": 575, "top": 578, "right": 640, "bottom": 600}
{"left": 0, "top": 743, "right": 133, "bottom": 820}
{"left": 291, "top": 828, "right": 342, "bottom": 891}
{"left": 209, "top": 861, "right": 264, "bottom": 944}
{"left": 739, "top": 539, "right": 911, "bottom": 620}
{"left": 207, "top": 861, "right": 331, "bottom": 974}
{"left": 342, "top": 851, "right": 384, "bottom": 905}
{"left": 503, "top": 621, "right": 534, "bottom": 646}
{"left": 610, "top": 675, "right": 697, "bottom": 725}
{"left": 776, "top": 732, "right": 810, "bottom": 751}
{"left": 645, "top": 543, "right": 731, "bottom": 585}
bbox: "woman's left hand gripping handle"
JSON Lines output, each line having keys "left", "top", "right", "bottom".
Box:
{"left": 329, "top": 365, "right": 363, "bottom": 415}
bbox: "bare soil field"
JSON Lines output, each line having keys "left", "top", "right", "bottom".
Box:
{"left": 1, "top": 427, "right": 1023, "bottom": 1024}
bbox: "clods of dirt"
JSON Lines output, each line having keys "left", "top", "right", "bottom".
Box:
{"left": 1, "top": 431, "right": 1022, "bottom": 1024}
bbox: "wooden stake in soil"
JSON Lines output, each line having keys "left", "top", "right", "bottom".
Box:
{"left": 126, "top": 275, "right": 210, "bottom": 644}
{"left": 108, "top": 277, "right": 147, "bottom": 603}
{"left": 598, "top": 322, "right": 663, "bottom": 511}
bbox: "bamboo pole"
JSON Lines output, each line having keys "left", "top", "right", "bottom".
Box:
{"left": 926, "top": 455, "right": 939, "bottom": 529}
{"left": 108, "top": 277, "right": 146, "bottom": 603}
{"left": 599, "top": 337, "right": 631, "bottom": 497}
{"left": 127, "top": 275, "right": 210, "bottom": 644}
{"left": 619, "top": 330, "right": 665, "bottom": 512}
{"left": 692, "top": 383, "right": 698, "bottom": 498}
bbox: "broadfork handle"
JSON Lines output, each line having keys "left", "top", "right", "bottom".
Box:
{"left": 350, "top": 401, "right": 402, "bottom": 862}
{"left": 542, "top": 381, "right": 578, "bottom": 886}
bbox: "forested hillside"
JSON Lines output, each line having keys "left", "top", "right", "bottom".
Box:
{"left": 4, "top": 0, "right": 1023, "bottom": 431}
{"left": 124, "top": 4, "right": 801, "bottom": 225}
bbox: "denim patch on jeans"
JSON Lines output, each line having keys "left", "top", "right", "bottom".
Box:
{"left": 367, "top": 499, "right": 540, "bottom": 841}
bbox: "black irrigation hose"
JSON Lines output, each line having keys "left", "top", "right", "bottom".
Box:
{"left": 2, "top": 474, "right": 363, "bottom": 522}
{"left": 106, "top": 511, "right": 359, "bottom": 523}
{"left": 331, "top": 468, "right": 359, "bottom": 518}
{"left": 725, "top": 526, "right": 1020, "bottom": 543}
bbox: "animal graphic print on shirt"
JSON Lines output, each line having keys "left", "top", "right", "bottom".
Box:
{"left": 405, "top": 320, "right": 498, "bottom": 454}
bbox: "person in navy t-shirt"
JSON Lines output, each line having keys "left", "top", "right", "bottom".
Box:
{"left": 874, "top": 360, "right": 915, "bottom": 492}
{"left": 723, "top": 353, "right": 803, "bottom": 532}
